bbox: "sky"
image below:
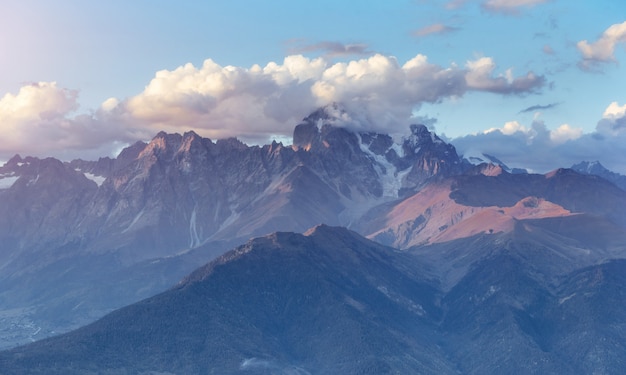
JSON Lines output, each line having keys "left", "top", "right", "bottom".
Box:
{"left": 1, "top": 0, "right": 626, "bottom": 173}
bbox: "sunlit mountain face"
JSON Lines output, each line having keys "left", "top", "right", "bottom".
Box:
{"left": 1, "top": 105, "right": 626, "bottom": 374}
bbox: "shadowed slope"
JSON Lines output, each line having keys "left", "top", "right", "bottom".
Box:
{"left": 0, "top": 226, "right": 452, "bottom": 375}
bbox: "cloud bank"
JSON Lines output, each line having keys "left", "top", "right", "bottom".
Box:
{"left": 122, "top": 54, "right": 543, "bottom": 140}
{"left": 0, "top": 53, "right": 545, "bottom": 160}
{"left": 1, "top": 71, "right": 625, "bottom": 176}
{"left": 452, "top": 101, "right": 626, "bottom": 174}
{"left": 0, "top": 82, "right": 143, "bottom": 160}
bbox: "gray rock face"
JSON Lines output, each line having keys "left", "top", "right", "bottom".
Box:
{"left": 400, "top": 124, "right": 465, "bottom": 190}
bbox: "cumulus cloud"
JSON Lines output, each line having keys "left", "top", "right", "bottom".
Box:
{"left": 0, "top": 82, "right": 142, "bottom": 160}
{"left": 577, "top": 21, "right": 626, "bottom": 70}
{"left": 0, "top": 53, "right": 546, "bottom": 160}
{"left": 117, "top": 53, "right": 545, "bottom": 142}
{"left": 482, "top": 0, "right": 551, "bottom": 14}
{"left": 596, "top": 101, "right": 626, "bottom": 135}
{"left": 413, "top": 23, "right": 459, "bottom": 37}
{"left": 465, "top": 57, "right": 544, "bottom": 94}
{"left": 549, "top": 124, "right": 583, "bottom": 144}
{"left": 484, "top": 120, "right": 529, "bottom": 135}
{"left": 452, "top": 110, "right": 626, "bottom": 174}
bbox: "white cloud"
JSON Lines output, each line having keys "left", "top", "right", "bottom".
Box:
{"left": 119, "top": 53, "right": 545, "bottom": 142}
{"left": 549, "top": 124, "right": 583, "bottom": 144}
{"left": 481, "top": 119, "right": 583, "bottom": 146}
{"left": 482, "top": 0, "right": 551, "bottom": 14}
{"left": 0, "top": 82, "right": 78, "bottom": 123}
{"left": 465, "top": 57, "right": 544, "bottom": 94}
{"left": 453, "top": 113, "right": 624, "bottom": 174}
{"left": 603, "top": 101, "right": 626, "bottom": 118}
{"left": 577, "top": 21, "right": 626, "bottom": 69}
{"left": 596, "top": 101, "right": 626, "bottom": 135}
{"left": 0, "top": 82, "right": 145, "bottom": 160}
{"left": 100, "top": 97, "right": 119, "bottom": 112}
{"left": 0, "top": 54, "right": 545, "bottom": 160}
{"left": 485, "top": 120, "right": 528, "bottom": 135}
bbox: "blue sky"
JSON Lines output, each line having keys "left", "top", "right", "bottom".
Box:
{"left": 1, "top": 0, "right": 626, "bottom": 172}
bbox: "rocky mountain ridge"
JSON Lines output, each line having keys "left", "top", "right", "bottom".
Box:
{"left": 0, "top": 104, "right": 625, "bottom": 350}
{"left": 2, "top": 224, "right": 626, "bottom": 374}
{"left": 572, "top": 160, "right": 626, "bottom": 191}
{"left": 0, "top": 105, "right": 469, "bottom": 262}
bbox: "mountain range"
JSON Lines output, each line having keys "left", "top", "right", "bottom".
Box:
{"left": 2, "top": 222, "right": 626, "bottom": 374}
{"left": 1, "top": 104, "right": 626, "bottom": 373}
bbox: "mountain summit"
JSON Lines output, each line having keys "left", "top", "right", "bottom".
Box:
{"left": 572, "top": 160, "right": 626, "bottom": 191}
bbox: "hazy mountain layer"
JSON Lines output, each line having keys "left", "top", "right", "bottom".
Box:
{"left": 2, "top": 224, "right": 625, "bottom": 374}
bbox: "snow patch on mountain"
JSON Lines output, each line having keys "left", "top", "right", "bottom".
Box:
{"left": 580, "top": 161, "right": 600, "bottom": 173}
{"left": 73, "top": 167, "right": 107, "bottom": 186}
{"left": 390, "top": 142, "right": 404, "bottom": 158}
{"left": 462, "top": 149, "right": 489, "bottom": 165}
{"left": 462, "top": 151, "right": 527, "bottom": 174}
{"left": 84, "top": 173, "right": 106, "bottom": 186}
{"left": 0, "top": 175, "right": 19, "bottom": 189}
{"left": 357, "top": 133, "right": 407, "bottom": 198}
{"left": 26, "top": 175, "right": 39, "bottom": 186}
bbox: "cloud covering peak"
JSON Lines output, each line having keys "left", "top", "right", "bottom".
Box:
{"left": 0, "top": 53, "right": 545, "bottom": 160}
{"left": 0, "top": 82, "right": 138, "bottom": 160}
{"left": 120, "top": 53, "right": 545, "bottom": 141}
